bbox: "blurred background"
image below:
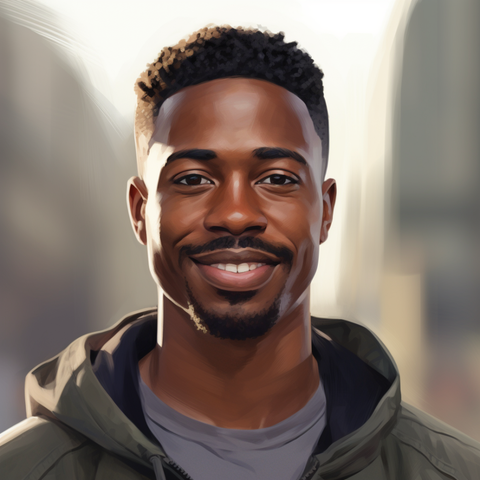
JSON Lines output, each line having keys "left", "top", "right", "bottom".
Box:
{"left": 0, "top": 0, "right": 479, "bottom": 440}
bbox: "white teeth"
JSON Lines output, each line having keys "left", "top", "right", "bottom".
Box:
{"left": 211, "top": 263, "right": 267, "bottom": 272}
{"left": 237, "top": 263, "right": 250, "bottom": 273}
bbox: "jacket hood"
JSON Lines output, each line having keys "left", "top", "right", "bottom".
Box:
{"left": 25, "top": 308, "right": 401, "bottom": 480}
{"left": 26, "top": 309, "right": 164, "bottom": 470}
{"left": 311, "top": 318, "right": 400, "bottom": 479}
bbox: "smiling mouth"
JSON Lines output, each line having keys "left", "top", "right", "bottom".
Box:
{"left": 189, "top": 249, "right": 280, "bottom": 290}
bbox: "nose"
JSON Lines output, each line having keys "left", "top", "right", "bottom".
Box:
{"left": 203, "top": 174, "right": 267, "bottom": 236}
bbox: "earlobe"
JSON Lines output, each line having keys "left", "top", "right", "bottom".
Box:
{"left": 320, "top": 179, "right": 337, "bottom": 245}
{"left": 127, "top": 176, "right": 148, "bottom": 245}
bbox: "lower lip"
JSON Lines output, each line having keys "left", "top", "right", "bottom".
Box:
{"left": 193, "top": 263, "right": 277, "bottom": 290}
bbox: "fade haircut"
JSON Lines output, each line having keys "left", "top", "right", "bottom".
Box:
{"left": 134, "top": 25, "right": 329, "bottom": 162}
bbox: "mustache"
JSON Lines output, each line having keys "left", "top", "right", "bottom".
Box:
{"left": 180, "top": 236, "right": 294, "bottom": 266}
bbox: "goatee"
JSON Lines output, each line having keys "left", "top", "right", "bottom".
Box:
{"left": 186, "top": 284, "right": 280, "bottom": 341}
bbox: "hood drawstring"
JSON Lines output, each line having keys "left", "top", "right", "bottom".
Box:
{"left": 150, "top": 455, "right": 167, "bottom": 480}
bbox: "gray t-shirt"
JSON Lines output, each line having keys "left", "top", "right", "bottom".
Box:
{"left": 139, "top": 374, "right": 326, "bottom": 480}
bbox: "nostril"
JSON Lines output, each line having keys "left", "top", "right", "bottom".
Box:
{"left": 206, "top": 224, "right": 265, "bottom": 235}
{"left": 208, "top": 226, "right": 232, "bottom": 233}
{"left": 244, "top": 225, "right": 264, "bottom": 232}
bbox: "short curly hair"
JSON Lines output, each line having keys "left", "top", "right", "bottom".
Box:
{"left": 135, "top": 25, "right": 329, "bottom": 161}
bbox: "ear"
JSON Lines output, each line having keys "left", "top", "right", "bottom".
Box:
{"left": 127, "top": 176, "right": 148, "bottom": 245}
{"left": 320, "top": 178, "right": 337, "bottom": 244}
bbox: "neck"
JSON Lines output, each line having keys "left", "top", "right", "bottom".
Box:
{"left": 139, "top": 292, "right": 319, "bottom": 429}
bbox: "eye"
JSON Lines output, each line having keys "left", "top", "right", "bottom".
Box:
{"left": 258, "top": 174, "right": 299, "bottom": 185}
{"left": 174, "top": 174, "right": 213, "bottom": 186}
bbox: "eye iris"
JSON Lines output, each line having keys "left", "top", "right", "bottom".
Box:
{"left": 186, "top": 175, "right": 202, "bottom": 185}
{"left": 271, "top": 175, "right": 288, "bottom": 185}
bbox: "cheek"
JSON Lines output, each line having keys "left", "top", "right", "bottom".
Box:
{"left": 146, "top": 192, "right": 206, "bottom": 251}
{"left": 152, "top": 194, "right": 208, "bottom": 282}
{"left": 266, "top": 195, "right": 321, "bottom": 287}
{"left": 265, "top": 191, "right": 322, "bottom": 245}
{"left": 145, "top": 194, "right": 201, "bottom": 307}
{"left": 159, "top": 193, "right": 208, "bottom": 245}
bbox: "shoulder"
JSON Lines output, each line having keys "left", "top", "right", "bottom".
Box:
{"left": 390, "top": 402, "right": 480, "bottom": 479}
{"left": 0, "top": 416, "right": 93, "bottom": 479}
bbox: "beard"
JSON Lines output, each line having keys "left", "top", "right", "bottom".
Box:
{"left": 180, "top": 235, "right": 292, "bottom": 340}
{"left": 186, "top": 283, "right": 281, "bottom": 341}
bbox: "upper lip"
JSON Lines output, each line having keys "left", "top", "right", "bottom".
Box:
{"left": 189, "top": 249, "right": 281, "bottom": 266}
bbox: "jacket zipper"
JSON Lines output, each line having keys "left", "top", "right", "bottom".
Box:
{"left": 163, "top": 457, "right": 195, "bottom": 480}
{"left": 299, "top": 456, "right": 320, "bottom": 480}
{"left": 161, "top": 455, "right": 320, "bottom": 480}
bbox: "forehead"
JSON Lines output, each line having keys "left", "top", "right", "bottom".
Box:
{"left": 150, "top": 78, "right": 320, "bottom": 156}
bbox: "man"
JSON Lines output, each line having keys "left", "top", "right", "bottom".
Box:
{"left": 1, "top": 25, "right": 479, "bottom": 480}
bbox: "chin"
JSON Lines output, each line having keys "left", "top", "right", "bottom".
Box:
{"left": 186, "top": 283, "right": 281, "bottom": 340}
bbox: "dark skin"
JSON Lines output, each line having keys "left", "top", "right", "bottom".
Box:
{"left": 128, "top": 78, "right": 336, "bottom": 429}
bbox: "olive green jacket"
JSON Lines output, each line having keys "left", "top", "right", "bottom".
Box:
{"left": 1, "top": 309, "right": 479, "bottom": 479}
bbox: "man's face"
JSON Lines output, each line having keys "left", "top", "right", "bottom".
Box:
{"left": 130, "top": 78, "right": 335, "bottom": 340}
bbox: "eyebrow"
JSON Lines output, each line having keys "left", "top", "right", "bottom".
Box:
{"left": 165, "top": 147, "right": 307, "bottom": 166}
{"left": 252, "top": 147, "right": 307, "bottom": 165}
{"left": 165, "top": 149, "right": 217, "bottom": 165}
